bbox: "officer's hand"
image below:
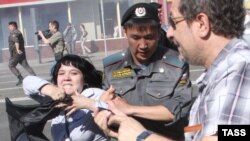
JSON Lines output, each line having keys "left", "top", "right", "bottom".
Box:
{"left": 100, "top": 86, "right": 116, "bottom": 102}
{"left": 112, "top": 97, "right": 131, "bottom": 115}
{"left": 17, "top": 50, "right": 23, "bottom": 54}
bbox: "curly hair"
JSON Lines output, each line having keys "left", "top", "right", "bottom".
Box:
{"left": 51, "top": 54, "right": 102, "bottom": 89}
{"left": 179, "top": 0, "right": 245, "bottom": 38}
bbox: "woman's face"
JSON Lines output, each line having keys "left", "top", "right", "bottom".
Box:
{"left": 57, "top": 64, "right": 84, "bottom": 95}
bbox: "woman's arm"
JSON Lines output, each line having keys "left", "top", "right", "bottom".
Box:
{"left": 23, "top": 75, "right": 65, "bottom": 101}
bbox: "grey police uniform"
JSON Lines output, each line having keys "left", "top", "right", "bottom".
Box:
{"left": 9, "top": 29, "right": 25, "bottom": 57}
{"left": 103, "top": 2, "right": 193, "bottom": 140}
{"left": 103, "top": 45, "right": 193, "bottom": 140}
{"left": 8, "top": 28, "right": 36, "bottom": 85}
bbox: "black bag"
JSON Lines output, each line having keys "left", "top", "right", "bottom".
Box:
{"left": 5, "top": 97, "right": 61, "bottom": 141}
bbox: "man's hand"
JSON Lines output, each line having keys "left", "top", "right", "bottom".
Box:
{"left": 108, "top": 114, "right": 146, "bottom": 141}
{"left": 17, "top": 50, "right": 23, "bottom": 54}
{"left": 94, "top": 110, "right": 118, "bottom": 137}
{"left": 15, "top": 43, "right": 22, "bottom": 54}
{"left": 38, "top": 30, "right": 43, "bottom": 36}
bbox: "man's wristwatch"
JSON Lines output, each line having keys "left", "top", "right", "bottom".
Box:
{"left": 136, "top": 130, "right": 153, "bottom": 141}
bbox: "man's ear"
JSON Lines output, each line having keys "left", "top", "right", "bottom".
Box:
{"left": 195, "top": 13, "right": 211, "bottom": 38}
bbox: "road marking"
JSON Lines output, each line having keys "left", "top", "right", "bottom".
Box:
{"left": 0, "top": 97, "right": 32, "bottom": 103}
{"left": 0, "top": 76, "right": 50, "bottom": 85}
{"left": 0, "top": 87, "right": 22, "bottom": 91}
{"left": 0, "top": 81, "right": 20, "bottom": 84}
{"left": 190, "top": 69, "right": 205, "bottom": 72}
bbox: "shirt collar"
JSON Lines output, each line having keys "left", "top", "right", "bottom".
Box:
{"left": 197, "top": 38, "right": 239, "bottom": 89}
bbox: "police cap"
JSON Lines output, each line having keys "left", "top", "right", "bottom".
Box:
{"left": 149, "top": 2, "right": 162, "bottom": 10}
{"left": 121, "top": 3, "right": 160, "bottom": 26}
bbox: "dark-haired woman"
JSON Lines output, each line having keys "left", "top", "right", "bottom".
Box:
{"left": 23, "top": 54, "right": 108, "bottom": 141}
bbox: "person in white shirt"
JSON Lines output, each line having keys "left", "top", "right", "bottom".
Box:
{"left": 23, "top": 54, "right": 109, "bottom": 141}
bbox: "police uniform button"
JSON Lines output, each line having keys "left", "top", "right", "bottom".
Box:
{"left": 124, "top": 61, "right": 128, "bottom": 65}
{"left": 157, "top": 93, "right": 161, "bottom": 96}
{"left": 159, "top": 68, "right": 164, "bottom": 73}
{"left": 118, "top": 88, "right": 123, "bottom": 94}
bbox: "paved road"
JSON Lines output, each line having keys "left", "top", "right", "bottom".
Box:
{"left": 0, "top": 51, "right": 204, "bottom": 141}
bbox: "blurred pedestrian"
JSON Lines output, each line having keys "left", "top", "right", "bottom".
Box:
{"left": 113, "top": 22, "right": 120, "bottom": 38}
{"left": 63, "top": 23, "right": 77, "bottom": 54}
{"left": 80, "top": 23, "right": 91, "bottom": 55}
{"left": 8, "top": 21, "right": 36, "bottom": 86}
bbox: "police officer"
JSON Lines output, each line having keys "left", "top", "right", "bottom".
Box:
{"left": 101, "top": 3, "right": 193, "bottom": 140}
{"left": 38, "top": 20, "right": 67, "bottom": 61}
{"left": 8, "top": 21, "right": 36, "bottom": 86}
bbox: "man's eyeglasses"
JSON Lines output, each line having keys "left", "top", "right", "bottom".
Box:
{"left": 168, "top": 16, "right": 186, "bottom": 30}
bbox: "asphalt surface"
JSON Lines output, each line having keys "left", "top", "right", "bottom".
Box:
{"left": 0, "top": 51, "right": 204, "bottom": 141}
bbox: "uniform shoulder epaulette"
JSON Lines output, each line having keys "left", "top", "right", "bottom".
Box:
{"left": 103, "top": 51, "right": 125, "bottom": 67}
{"left": 162, "top": 53, "right": 184, "bottom": 68}
{"left": 13, "top": 29, "right": 21, "bottom": 34}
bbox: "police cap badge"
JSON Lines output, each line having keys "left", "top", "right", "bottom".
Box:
{"left": 121, "top": 3, "right": 160, "bottom": 26}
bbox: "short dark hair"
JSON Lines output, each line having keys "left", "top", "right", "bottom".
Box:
{"left": 51, "top": 54, "right": 103, "bottom": 89}
{"left": 9, "top": 21, "right": 18, "bottom": 28}
{"left": 49, "top": 20, "right": 59, "bottom": 30}
{"left": 179, "top": 0, "right": 245, "bottom": 38}
{"left": 123, "top": 19, "right": 161, "bottom": 34}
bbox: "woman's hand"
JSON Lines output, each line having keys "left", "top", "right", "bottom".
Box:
{"left": 40, "top": 84, "right": 66, "bottom": 101}
{"left": 64, "top": 91, "right": 96, "bottom": 116}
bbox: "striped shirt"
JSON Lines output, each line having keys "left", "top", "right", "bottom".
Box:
{"left": 186, "top": 38, "right": 250, "bottom": 141}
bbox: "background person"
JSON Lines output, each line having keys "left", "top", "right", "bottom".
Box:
{"left": 23, "top": 54, "right": 108, "bottom": 141}
{"left": 113, "top": 22, "right": 120, "bottom": 38}
{"left": 100, "top": 3, "right": 193, "bottom": 140}
{"left": 38, "top": 20, "right": 68, "bottom": 62}
{"left": 63, "top": 23, "right": 77, "bottom": 54}
{"left": 79, "top": 23, "right": 91, "bottom": 55}
{"left": 167, "top": 0, "right": 250, "bottom": 140}
{"left": 8, "top": 21, "right": 36, "bottom": 86}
